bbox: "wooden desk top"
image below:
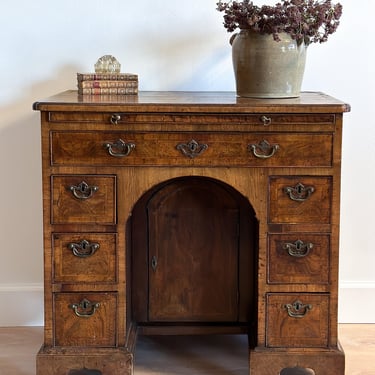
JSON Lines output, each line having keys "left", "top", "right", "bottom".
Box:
{"left": 33, "top": 90, "right": 350, "bottom": 114}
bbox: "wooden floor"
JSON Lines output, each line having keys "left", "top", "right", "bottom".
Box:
{"left": 0, "top": 325, "right": 374, "bottom": 375}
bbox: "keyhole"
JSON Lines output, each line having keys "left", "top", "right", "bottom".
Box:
{"left": 151, "top": 255, "right": 158, "bottom": 271}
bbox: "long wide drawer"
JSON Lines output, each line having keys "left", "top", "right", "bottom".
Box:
{"left": 50, "top": 131, "right": 333, "bottom": 167}
{"left": 266, "top": 293, "right": 329, "bottom": 348}
{"left": 54, "top": 292, "right": 117, "bottom": 347}
{"left": 52, "top": 233, "right": 117, "bottom": 283}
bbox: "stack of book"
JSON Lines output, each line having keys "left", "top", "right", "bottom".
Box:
{"left": 77, "top": 73, "right": 138, "bottom": 95}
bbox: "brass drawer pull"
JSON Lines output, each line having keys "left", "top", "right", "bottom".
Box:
{"left": 104, "top": 139, "right": 135, "bottom": 157}
{"left": 260, "top": 115, "right": 272, "bottom": 126}
{"left": 284, "top": 300, "right": 312, "bottom": 318}
{"left": 176, "top": 139, "right": 208, "bottom": 159}
{"left": 110, "top": 113, "right": 121, "bottom": 125}
{"left": 69, "top": 298, "right": 100, "bottom": 318}
{"left": 283, "top": 240, "right": 313, "bottom": 258}
{"left": 249, "top": 140, "right": 279, "bottom": 159}
{"left": 69, "top": 181, "right": 99, "bottom": 200}
{"left": 284, "top": 182, "right": 315, "bottom": 202}
{"left": 68, "top": 240, "right": 100, "bottom": 258}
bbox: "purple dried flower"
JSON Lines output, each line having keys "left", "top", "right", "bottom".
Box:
{"left": 216, "top": 0, "right": 343, "bottom": 44}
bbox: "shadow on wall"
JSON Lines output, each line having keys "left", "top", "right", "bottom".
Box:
{"left": 129, "top": 27, "right": 233, "bottom": 91}
{"left": 0, "top": 65, "right": 80, "bottom": 284}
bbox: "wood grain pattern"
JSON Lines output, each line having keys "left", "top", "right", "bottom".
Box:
{"left": 34, "top": 91, "right": 349, "bottom": 375}
{"left": 267, "top": 233, "right": 330, "bottom": 284}
{"left": 50, "top": 131, "right": 333, "bottom": 167}
{"left": 54, "top": 292, "right": 117, "bottom": 347}
{"left": 266, "top": 293, "right": 330, "bottom": 348}
{"left": 51, "top": 175, "right": 116, "bottom": 224}
{"left": 33, "top": 90, "right": 350, "bottom": 113}
{"left": 269, "top": 176, "right": 332, "bottom": 224}
{"left": 52, "top": 233, "right": 117, "bottom": 283}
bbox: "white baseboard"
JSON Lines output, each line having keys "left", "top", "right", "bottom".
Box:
{"left": 0, "top": 282, "right": 374, "bottom": 326}
{"left": 0, "top": 284, "right": 44, "bottom": 326}
{"left": 338, "top": 281, "right": 375, "bottom": 323}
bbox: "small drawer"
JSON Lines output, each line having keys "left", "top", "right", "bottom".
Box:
{"left": 266, "top": 293, "right": 329, "bottom": 348}
{"left": 54, "top": 292, "right": 117, "bottom": 347}
{"left": 51, "top": 175, "right": 116, "bottom": 224}
{"left": 267, "top": 234, "right": 330, "bottom": 284}
{"left": 52, "top": 233, "right": 117, "bottom": 283}
{"left": 269, "top": 176, "right": 332, "bottom": 224}
{"left": 50, "top": 131, "right": 333, "bottom": 167}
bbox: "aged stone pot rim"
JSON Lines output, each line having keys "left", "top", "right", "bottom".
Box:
{"left": 231, "top": 28, "right": 307, "bottom": 47}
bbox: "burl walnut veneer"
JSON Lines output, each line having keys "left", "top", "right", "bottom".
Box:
{"left": 33, "top": 91, "right": 350, "bottom": 375}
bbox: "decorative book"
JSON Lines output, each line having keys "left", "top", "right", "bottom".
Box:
{"left": 77, "top": 73, "right": 138, "bottom": 96}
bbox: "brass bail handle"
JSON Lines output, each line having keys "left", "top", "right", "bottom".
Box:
{"left": 69, "top": 298, "right": 100, "bottom": 318}
{"left": 283, "top": 240, "right": 314, "bottom": 258}
{"left": 284, "top": 183, "right": 315, "bottom": 202}
{"left": 284, "top": 300, "right": 312, "bottom": 318}
{"left": 69, "top": 181, "right": 99, "bottom": 200}
{"left": 104, "top": 139, "right": 135, "bottom": 157}
{"left": 249, "top": 140, "right": 279, "bottom": 159}
{"left": 68, "top": 240, "right": 100, "bottom": 258}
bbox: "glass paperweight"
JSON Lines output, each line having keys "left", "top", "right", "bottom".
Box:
{"left": 94, "top": 55, "right": 121, "bottom": 73}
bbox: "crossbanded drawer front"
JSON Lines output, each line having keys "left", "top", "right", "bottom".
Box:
{"left": 267, "top": 233, "right": 330, "bottom": 284}
{"left": 51, "top": 175, "right": 116, "bottom": 224}
{"left": 48, "top": 112, "right": 336, "bottom": 126}
{"left": 268, "top": 176, "right": 332, "bottom": 224}
{"left": 50, "top": 131, "right": 333, "bottom": 167}
{"left": 266, "top": 293, "right": 329, "bottom": 348}
{"left": 54, "top": 292, "right": 117, "bottom": 347}
{"left": 52, "top": 233, "right": 117, "bottom": 283}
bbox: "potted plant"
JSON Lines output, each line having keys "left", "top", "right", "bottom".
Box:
{"left": 216, "top": 0, "right": 343, "bottom": 98}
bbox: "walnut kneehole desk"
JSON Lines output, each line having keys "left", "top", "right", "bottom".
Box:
{"left": 33, "top": 91, "right": 350, "bottom": 375}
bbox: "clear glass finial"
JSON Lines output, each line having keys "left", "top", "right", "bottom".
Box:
{"left": 94, "top": 55, "right": 121, "bottom": 73}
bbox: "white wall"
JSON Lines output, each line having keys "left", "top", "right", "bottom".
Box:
{"left": 0, "top": 0, "right": 374, "bottom": 326}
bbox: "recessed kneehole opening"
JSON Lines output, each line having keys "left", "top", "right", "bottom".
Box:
{"left": 131, "top": 176, "right": 258, "bottom": 327}
{"left": 280, "top": 367, "right": 316, "bottom": 375}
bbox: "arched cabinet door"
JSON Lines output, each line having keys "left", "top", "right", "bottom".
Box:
{"left": 147, "top": 177, "right": 240, "bottom": 322}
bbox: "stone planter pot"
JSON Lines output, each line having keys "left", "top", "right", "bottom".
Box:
{"left": 231, "top": 30, "right": 307, "bottom": 98}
